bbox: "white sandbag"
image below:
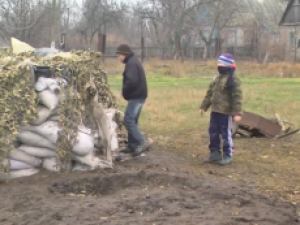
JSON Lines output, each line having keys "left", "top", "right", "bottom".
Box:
{"left": 22, "top": 122, "right": 93, "bottom": 156}
{"left": 71, "top": 153, "right": 111, "bottom": 169}
{"left": 37, "top": 90, "right": 59, "bottom": 110}
{"left": 30, "top": 105, "right": 58, "bottom": 126}
{"left": 18, "top": 145, "right": 56, "bottom": 158}
{"left": 42, "top": 157, "right": 58, "bottom": 172}
{"left": 43, "top": 157, "right": 72, "bottom": 172}
{"left": 35, "top": 77, "right": 60, "bottom": 92}
{"left": 72, "top": 130, "right": 94, "bottom": 156}
{"left": 17, "top": 131, "right": 56, "bottom": 150}
{"left": 43, "top": 158, "right": 58, "bottom": 172}
{"left": 9, "top": 149, "right": 42, "bottom": 167}
{"left": 9, "top": 159, "right": 33, "bottom": 170}
{"left": 110, "top": 121, "right": 119, "bottom": 151}
{"left": 22, "top": 121, "right": 59, "bottom": 144}
{"left": 105, "top": 109, "right": 119, "bottom": 151}
{"left": 9, "top": 168, "right": 39, "bottom": 179}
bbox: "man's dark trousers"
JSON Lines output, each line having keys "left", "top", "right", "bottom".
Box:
{"left": 124, "top": 99, "right": 146, "bottom": 150}
{"left": 208, "top": 112, "right": 234, "bottom": 156}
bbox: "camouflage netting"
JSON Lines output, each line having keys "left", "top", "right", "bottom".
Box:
{"left": 0, "top": 47, "right": 124, "bottom": 175}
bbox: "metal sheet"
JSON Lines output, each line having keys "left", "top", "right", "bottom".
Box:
{"left": 238, "top": 112, "right": 282, "bottom": 137}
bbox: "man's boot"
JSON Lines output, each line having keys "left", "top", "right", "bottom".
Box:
{"left": 132, "top": 139, "right": 152, "bottom": 157}
{"left": 204, "top": 151, "right": 222, "bottom": 163}
{"left": 219, "top": 155, "right": 232, "bottom": 165}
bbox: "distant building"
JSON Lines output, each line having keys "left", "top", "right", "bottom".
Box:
{"left": 279, "top": 0, "right": 300, "bottom": 61}
{"left": 279, "top": 0, "right": 300, "bottom": 26}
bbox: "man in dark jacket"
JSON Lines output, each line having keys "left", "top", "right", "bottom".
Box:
{"left": 116, "top": 44, "right": 150, "bottom": 156}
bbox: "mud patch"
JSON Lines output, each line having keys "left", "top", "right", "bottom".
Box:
{"left": 50, "top": 172, "right": 189, "bottom": 196}
{"left": 48, "top": 171, "right": 299, "bottom": 225}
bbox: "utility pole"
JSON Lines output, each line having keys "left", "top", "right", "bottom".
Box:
{"left": 214, "top": 27, "right": 221, "bottom": 57}
{"left": 141, "top": 18, "right": 145, "bottom": 63}
{"left": 67, "top": 7, "right": 70, "bottom": 31}
{"left": 58, "top": 0, "right": 61, "bottom": 34}
{"left": 295, "top": 25, "right": 297, "bottom": 62}
{"left": 51, "top": 0, "right": 57, "bottom": 49}
{"left": 102, "top": 23, "right": 107, "bottom": 62}
{"left": 21, "top": 0, "right": 25, "bottom": 41}
{"left": 98, "top": 25, "right": 102, "bottom": 53}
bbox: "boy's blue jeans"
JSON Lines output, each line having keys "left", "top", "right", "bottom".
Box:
{"left": 124, "top": 99, "right": 146, "bottom": 150}
{"left": 208, "top": 112, "right": 234, "bottom": 156}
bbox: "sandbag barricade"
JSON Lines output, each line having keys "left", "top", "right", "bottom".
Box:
{"left": 3, "top": 76, "right": 120, "bottom": 180}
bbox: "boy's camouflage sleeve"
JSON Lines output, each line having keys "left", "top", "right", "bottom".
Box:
{"left": 231, "top": 77, "right": 243, "bottom": 116}
{"left": 200, "top": 81, "right": 214, "bottom": 111}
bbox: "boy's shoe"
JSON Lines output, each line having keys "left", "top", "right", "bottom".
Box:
{"left": 204, "top": 151, "right": 222, "bottom": 163}
{"left": 219, "top": 155, "right": 232, "bottom": 165}
{"left": 132, "top": 140, "right": 151, "bottom": 157}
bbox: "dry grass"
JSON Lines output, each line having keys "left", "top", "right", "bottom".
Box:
{"left": 104, "top": 58, "right": 300, "bottom": 78}
{"left": 107, "top": 60, "right": 300, "bottom": 204}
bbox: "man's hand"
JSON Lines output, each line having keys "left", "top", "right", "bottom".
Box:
{"left": 233, "top": 115, "right": 242, "bottom": 122}
{"left": 199, "top": 109, "right": 205, "bottom": 116}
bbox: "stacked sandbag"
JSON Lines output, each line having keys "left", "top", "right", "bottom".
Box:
{"left": 12, "top": 77, "right": 117, "bottom": 174}
{"left": 0, "top": 38, "right": 124, "bottom": 180}
{"left": 4, "top": 77, "right": 58, "bottom": 177}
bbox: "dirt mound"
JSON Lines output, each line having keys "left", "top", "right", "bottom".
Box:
{"left": 48, "top": 170, "right": 298, "bottom": 225}
{"left": 51, "top": 172, "right": 188, "bottom": 196}
{"left": 0, "top": 150, "right": 299, "bottom": 225}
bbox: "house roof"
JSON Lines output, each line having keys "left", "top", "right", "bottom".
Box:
{"left": 279, "top": 0, "right": 300, "bottom": 26}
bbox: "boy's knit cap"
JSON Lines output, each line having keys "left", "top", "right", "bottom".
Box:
{"left": 218, "top": 53, "right": 235, "bottom": 67}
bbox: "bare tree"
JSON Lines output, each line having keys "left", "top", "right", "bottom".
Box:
{"left": 0, "top": 0, "right": 43, "bottom": 43}
{"left": 0, "top": 0, "right": 72, "bottom": 47}
{"left": 75, "top": 0, "right": 127, "bottom": 47}
{"left": 190, "top": 0, "right": 244, "bottom": 59}
{"left": 137, "top": 0, "right": 208, "bottom": 61}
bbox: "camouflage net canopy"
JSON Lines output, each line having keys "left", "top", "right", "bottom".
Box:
{"left": 0, "top": 46, "right": 123, "bottom": 175}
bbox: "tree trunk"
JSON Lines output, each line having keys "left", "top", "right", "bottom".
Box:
{"left": 203, "top": 44, "right": 207, "bottom": 60}
{"left": 51, "top": 0, "right": 57, "bottom": 48}
{"left": 178, "top": 38, "right": 184, "bottom": 63}
{"left": 263, "top": 52, "right": 269, "bottom": 65}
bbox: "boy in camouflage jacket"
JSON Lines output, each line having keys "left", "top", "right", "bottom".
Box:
{"left": 200, "top": 53, "right": 243, "bottom": 165}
